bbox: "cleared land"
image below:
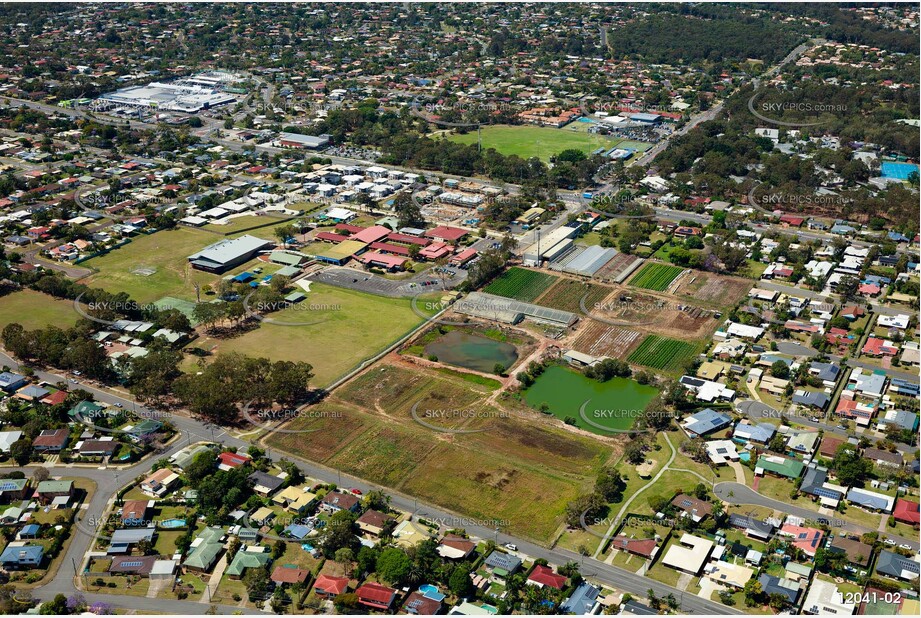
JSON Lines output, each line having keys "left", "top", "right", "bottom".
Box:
{"left": 628, "top": 262, "right": 685, "bottom": 291}
{"left": 535, "top": 278, "right": 612, "bottom": 314}
{"left": 266, "top": 362, "right": 612, "bottom": 541}
{"left": 186, "top": 283, "right": 433, "bottom": 388}
{"left": 483, "top": 267, "right": 558, "bottom": 303}
{"left": 672, "top": 270, "right": 754, "bottom": 309}
{"left": 627, "top": 334, "right": 701, "bottom": 371}
{"left": 570, "top": 322, "right": 643, "bottom": 359}
{"left": 448, "top": 124, "right": 626, "bottom": 162}
{"left": 0, "top": 289, "right": 79, "bottom": 331}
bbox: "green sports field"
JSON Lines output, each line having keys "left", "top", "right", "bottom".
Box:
{"left": 0, "top": 289, "right": 79, "bottom": 331}
{"left": 187, "top": 283, "right": 438, "bottom": 388}
{"left": 448, "top": 124, "right": 627, "bottom": 162}
{"left": 627, "top": 335, "right": 701, "bottom": 372}
{"left": 628, "top": 262, "right": 685, "bottom": 291}
{"left": 483, "top": 267, "right": 558, "bottom": 303}
{"left": 81, "top": 228, "right": 277, "bottom": 305}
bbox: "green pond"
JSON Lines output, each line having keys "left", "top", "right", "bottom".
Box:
{"left": 424, "top": 330, "right": 519, "bottom": 373}
{"left": 524, "top": 365, "right": 657, "bottom": 435}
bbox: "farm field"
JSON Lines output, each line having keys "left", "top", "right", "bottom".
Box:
{"left": 185, "top": 283, "right": 435, "bottom": 388}
{"left": 266, "top": 362, "right": 613, "bottom": 541}
{"left": 628, "top": 262, "right": 685, "bottom": 291}
{"left": 594, "top": 252, "right": 643, "bottom": 284}
{"left": 448, "top": 124, "right": 626, "bottom": 162}
{"left": 483, "top": 267, "right": 558, "bottom": 303}
{"left": 535, "top": 278, "right": 613, "bottom": 314}
{"left": 570, "top": 322, "right": 643, "bottom": 359}
{"left": 627, "top": 334, "right": 702, "bottom": 371}
{"left": 0, "top": 289, "right": 79, "bottom": 331}
{"left": 587, "top": 289, "right": 719, "bottom": 340}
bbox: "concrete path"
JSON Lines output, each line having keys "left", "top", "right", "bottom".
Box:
{"left": 203, "top": 555, "right": 228, "bottom": 604}
{"left": 593, "top": 433, "right": 677, "bottom": 559}
{"left": 728, "top": 461, "right": 747, "bottom": 485}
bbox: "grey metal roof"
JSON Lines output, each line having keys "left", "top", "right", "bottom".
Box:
{"left": 188, "top": 234, "right": 271, "bottom": 267}
{"left": 459, "top": 292, "right": 576, "bottom": 327}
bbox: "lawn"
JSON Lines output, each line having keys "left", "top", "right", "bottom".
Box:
{"left": 204, "top": 215, "right": 297, "bottom": 235}
{"left": 448, "top": 124, "right": 626, "bottom": 162}
{"left": 0, "top": 289, "right": 79, "bottom": 331}
{"left": 188, "top": 283, "right": 434, "bottom": 388}
{"left": 629, "top": 262, "right": 685, "bottom": 291}
{"left": 483, "top": 267, "right": 558, "bottom": 303}
{"left": 627, "top": 335, "right": 702, "bottom": 372}
{"left": 81, "top": 227, "right": 238, "bottom": 304}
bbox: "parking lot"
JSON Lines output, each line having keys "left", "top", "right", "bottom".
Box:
{"left": 310, "top": 265, "right": 467, "bottom": 298}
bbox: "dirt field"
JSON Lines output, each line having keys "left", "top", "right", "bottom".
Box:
{"left": 582, "top": 288, "right": 719, "bottom": 340}
{"left": 569, "top": 322, "right": 643, "bottom": 359}
{"left": 672, "top": 271, "right": 753, "bottom": 309}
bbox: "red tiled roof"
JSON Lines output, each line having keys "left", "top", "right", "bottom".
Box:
{"left": 424, "top": 226, "right": 468, "bottom": 242}
{"left": 313, "top": 574, "right": 349, "bottom": 595}
{"left": 610, "top": 536, "right": 658, "bottom": 557}
{"left": 527, "top": 564, "right": 567, "bottom": 589}
{"left": 271, "top": 565, "right": 310, "bottom": 584}
{"left": 356, "top": 582, "right": 396, "bottom": 607}
{"left": 315, "top": 231, "right": 349, "bottom": 243}
{"left": 893, "top": 499, "right": 920, "bottom": 525}
{"left": 218, "top": 452, "right": 250, "bottom": 468}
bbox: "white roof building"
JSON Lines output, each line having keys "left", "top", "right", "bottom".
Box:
{"left": 801, "top": 578, "right": 855, "bottom": 615}
{"left": 726, "top": 322, "right": 765, "bottom": 340}
{"left": 662, "top": 533, "right": 714, "bottom": 575}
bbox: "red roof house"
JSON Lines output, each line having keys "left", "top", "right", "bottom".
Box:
{"left": 217, "top": 452, "right": 251, "bottom": 470}
{"left": 893, "top": 499, "right": 920, "bottom": 525}
{"left": 778, "top": 524, "right": 824, "bottom": 556}
{"left": 526, "top": 564, "right": 567, "bottom": 589}
{"left": 424, "top": 226, "right": 468, "bottom": 243}
{"left": 271, "top": 566, "right": 310, "bottom": 585}
{"left": 313, "top": 574, "right": 349, "bottom": 597}
{"left": 356, "top": 582, "right": 397, "bottom": 610}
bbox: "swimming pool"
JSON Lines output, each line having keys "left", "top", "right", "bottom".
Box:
{"left": 418, "top": 584, "right": 446, "bottom": 602}
{"left": 739, "top": 452, "right": 751, "bottom": 463}
{"left": 160, "top": 519, "right": 186, "bottom": 529}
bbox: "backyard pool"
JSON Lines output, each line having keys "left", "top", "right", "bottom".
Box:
{"left": 160, "top": 519, "right": 186, "bottom": 529}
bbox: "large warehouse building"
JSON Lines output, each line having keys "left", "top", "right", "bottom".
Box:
{"left": 188, "top": 235, "right": 273, "bottom": 273}
{"left": 95, "top": 72, "right": 240, "bottom": 113}
{"left": 521, "top": 225, "right": 579, "bottom": 266}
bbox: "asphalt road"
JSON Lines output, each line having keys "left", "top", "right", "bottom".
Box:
{"left": 713, "top": 482, "right": 919, "bottom": 551}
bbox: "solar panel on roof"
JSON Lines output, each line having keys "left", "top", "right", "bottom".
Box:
{"left": 120, "top": 560, "right": 143, "bottom": 567}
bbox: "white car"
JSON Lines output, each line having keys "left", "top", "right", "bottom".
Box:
{"left": 900, "top": 544, "right": 913, "bottom": 550}
{"left": 503, "top": 543, "right": 517, "bottom": 551}
{"left": 884, "top": 539, "right": 896, "bottom": 546}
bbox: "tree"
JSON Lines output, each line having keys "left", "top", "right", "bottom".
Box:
{"left": 392, "top": 192, "right": 424, "bottom": 228}
{"left": 9, "top": 438, "right": 30, "bottom": 466}
{"left": 770, "top": 360, "right": 790, "bottom": 379}
{"left": 375, "top": 547, "right": 411, "bottom": 585}
{"left": 274, "top": 224, "right": 298, "bottom": 249}
{"left": 334, "top": 548, "right": 355, "bottom": 576}
{"left": 449, "top": 562, "right": 476, "bottom": 598}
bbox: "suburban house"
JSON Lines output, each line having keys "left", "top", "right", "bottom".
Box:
{"left": 680, "top": 408, "right": 732, "bottom": 437}
{"left": 757, "top": 574, "right": 802, "bottom": 606}
{"left": 248, "top": 471, "right": 285, "bottom": 497}
{"left": 403, "top": 590, "right": 443, "bottom": 615}
{"left": 526, "top": 564, "right": 567, "bottom": 589}
{"left": 272, "top": 486, "right": 318, "bottom": 514}
{"left": 356, "top": 509, "right": 394, "bottom": 537}
{"left": 319, "top": 491, "right": 361, "bottom": 514}
{"left": 226, "top": 546, "right": 272, "bottom": 579}
{"left": 671, "top": 494, "right": 713, "bottom": 523}
{"left": 876, "top": 551, "right": 919, "bottom": 582}
{"left": 271, "top": 566, "right": 311, "bottom": 587}
{"left": 141, "top": 468, "right": 181, "bottom": 498}
{"left": 182, "top": 527, "right": 226, "bottom": 572}
{"left": 356, "top": 582, "right": 397, "bottom": 610}
{"left": 662, "top": 533, "right": 714, "bottom": 575}
{"left": 863, "top": 447, "right": 903, "bottom": 469}
{"left": 120, "top": 499, "right": 154, "bottom": 526}
{"left": 0, "top": 543, "right": 44, "bottom": 569}
{"left": 846, "top": 487, "right": 895, "bottom": 513}
{"left": 313, "top": 574, "right": 350, "bottom": 598}
{"left": 609, "top": 536, "right": 659, "bottom": 559}
{"left": 35, "top": 480, "right": 74, "bottom": 505}
{"left": 829, "top": 537, "right": 873, "bottom": 568}
{"left": 482, "top": 550, "right": 521, "bottom": 579}
{"left": 31, "top": 428, "right": 69, "bottom": 453}
{"left": 893, "top": 499, "right": 920, "bottom": 526}
{"left": 778, "top": 523, "right": 824, "bottom": 557}
{"left": 0, "top": 478, "right": 30, "bottom": 502}
{"left": 437, "top": 534, "right": 476, "bottom": 560}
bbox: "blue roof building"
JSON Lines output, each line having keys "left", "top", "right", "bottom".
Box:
{"left": 0, "top": 544, "right": 44, "bottom": 568}
{"left": 560, "top": 582, "right": 601, "bottom": 614}
{"left": 733, "top": 421, "right": 776, "bottom": 444}
{"left": 682, "top": 408, "right": 732, "bottom": 437}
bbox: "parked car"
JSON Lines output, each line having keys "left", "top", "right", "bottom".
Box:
{"left": 503, "top": 543, "right": 517, "bottom": 551}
